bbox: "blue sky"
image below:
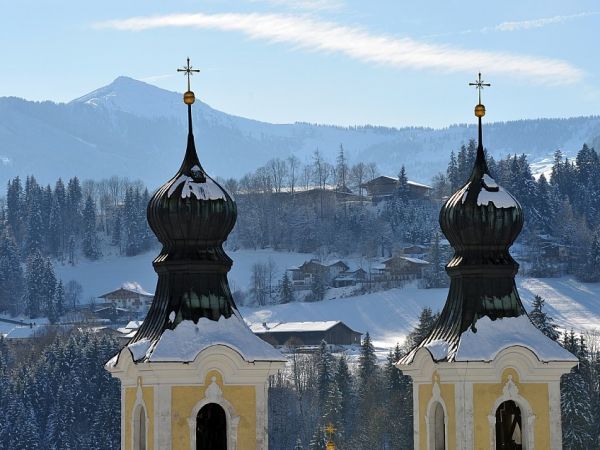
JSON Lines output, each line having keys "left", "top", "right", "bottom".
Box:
{"left": 2, "top": 0, "right": 598, "bottom": 127}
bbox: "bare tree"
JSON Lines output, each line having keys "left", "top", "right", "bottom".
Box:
{"left": 301, "top": 165, "right": 312, "bottom": 191}
{"left": 350, "top": 162, "right": 367, "bottom": 195}
{"left": 269, "top": 158, "right": 288, "bottom": 193}
{"left": 366, "top": 162, "right": 378, "bottom": 181}
{"left": 287, "top": 155, "right": 301, "bottom": 194}
{"left": 251, "top": 262, "right": 269, "bottom": 306}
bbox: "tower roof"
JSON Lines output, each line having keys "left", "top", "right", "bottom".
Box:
{"left": 400, "top": 74, "right": 573, "bottom": 364}
{"left": 121, "top": 60, "right": 283, "bottom": 364}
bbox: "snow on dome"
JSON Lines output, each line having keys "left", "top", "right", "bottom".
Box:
{"left": 482, "top": 174, "right": 498, "bottom": 189}
{"left": 128, "top": 338, "right": 152, "bottom": 361}
{"left": 455, "top": 315, "right": 577, "bottom": 362}
{"left": 167, "top": 174, "right": 227, "bottom": 201}
{"left": 424, "top": 339, "right": 450, "bottom": 361}
{"left": 460, "top": 174, "right": 519, "bottom": 209}
{"left": 146, "top": 313, "right": 285, "bottom": 363}
{"left": 477, "top": 186, "right": 518, "bottom": 209}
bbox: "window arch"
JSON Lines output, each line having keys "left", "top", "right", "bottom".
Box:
{"left": 433, "top": 402, "right": 446, "bottom": 450}
{"left": 196, "top": 403, "right": 227, "bottom": 450}
{"left": 425, "top": 381, "right": 447, "bottom": 450}
{"left": 495, "top": 400, "right": 522, "bottom": 450}
{"left": 133, "top": 404, "right": 147, "bottom": 450}
{"left": 488, "top": 375, "right": 535, "bottom": 449}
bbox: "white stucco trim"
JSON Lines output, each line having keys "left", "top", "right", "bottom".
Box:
{"left": 131, "top": 378, "right": 149, "bottom": 450}
{"left": 425, "top": 380, "right": 448, "bottom": 450}
{"left": 188, "top": 376, "right": 240, "bottom": 450}
{"left": 548, "top": 380, "right": 563, "bottom": 450}
{"left": 488, "top": 375, "right": 535, "bottom": 450}
{"left": 155, "top": 383, "right": 172, "bottom": 450}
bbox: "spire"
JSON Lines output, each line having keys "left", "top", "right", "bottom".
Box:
{"left": 469, "top": 72, "right": 491, "bottom": 178}
{"left": 177, "top": 58, "right": 205, "bottom": 180}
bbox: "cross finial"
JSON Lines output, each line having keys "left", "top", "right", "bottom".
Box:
{"left": 177, "top": 57, "right": 200, "bottom": 92}
{"left": 469, "top": 72, "right": 491, "bottom": 106}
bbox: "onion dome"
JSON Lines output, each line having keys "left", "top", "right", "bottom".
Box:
{"left": 401, "top": 75, "right": 528, "bottom": 363}
{"left": 128, "top": 61, "right": 239, "bottom": 352}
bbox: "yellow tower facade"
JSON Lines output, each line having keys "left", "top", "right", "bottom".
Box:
{"left": 107, "top": 337, "right": 284, "bottom": 450}
{"left": 106, "top": 59, "right": 285, "bottom": 450}
{"left": 397, "top": 75, "right": 577, "bottom": 450}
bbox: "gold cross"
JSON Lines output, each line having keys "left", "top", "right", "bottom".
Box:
{"left": 177, "top": 57, "right": 200, "bottom": 92}
{"left": 469, "top": 72, "right": 491, "bottom": 105}
{"left": 325, "top": 423, "right": 336, "bottom": 438}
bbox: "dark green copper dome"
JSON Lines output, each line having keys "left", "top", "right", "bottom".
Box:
{"left": 129, "top": 99, "right": 239, "bottom": 351}
{"left": 401, "top": 103, "right": 527, "bottom": 363}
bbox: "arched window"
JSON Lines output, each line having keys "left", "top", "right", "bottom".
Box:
{"left": 433, "top": 402, "right": 446, "bottom": 450}
{"left": 495, "top": 400, "right": 522, "bottom": 450}
{"left": 133, "top": 405, "right": 147, "bottom": 450}
{"left": 196, "top": 403, "right": 227, "bottom": 450}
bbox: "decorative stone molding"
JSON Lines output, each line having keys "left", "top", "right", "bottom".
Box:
{"left": 131, "top": 378, "right": 149, "bottom": 450}
{"left": 188, "top": 376, "right": 241, "bottom": 450}
{"left": 425, "top": 379, "right": 448, "bottom": 450}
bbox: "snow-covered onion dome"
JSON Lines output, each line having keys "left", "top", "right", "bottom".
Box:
{"left": 400, "top": 97, "right": 529, "bottom": 363}
{"left": 440, "top": 147, "right": 523, "bottom": 274}
{"left": 129, "top": 85, "right": 239, "bottom": 354}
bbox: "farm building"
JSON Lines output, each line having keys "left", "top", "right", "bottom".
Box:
{"left": 250, "top": 320, "right": 362, "bottom": 347}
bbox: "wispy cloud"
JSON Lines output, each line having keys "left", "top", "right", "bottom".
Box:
{"left": 492, "top": 12, "right": 598, "bottom": 32}
{"left": 96, "top": 12, "right": 584, "bottom": 85}
{"left": 248, "top": 0, "right": 344, "bottom": 12}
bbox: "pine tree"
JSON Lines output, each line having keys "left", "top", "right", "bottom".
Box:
{"left": 335, "top": 144, "right": 349, "bottom": 190}
{"left": 66, "top": 177, "right": 83, "bottom": 238}
{"left": 54, "top": 280, "right": 65, "bottom": 320}
{"left": 6, "top": 177, "right": 24, "bottom": 242}
{"left": 0, "top": 228, "right": 24, "bottom": 314}
{"left": 529, "top": 295, "right": 560, "bottom": 341}
{"left": 82, "top": 195, "right": 101, "bottom": 260}
{"left": 405, "top": 307, "right": 438, "bottom": 350}
{"left": 561, "top": 331, "right": 594, "bottom": 449}
{"left": 25, "top": 190, "right": 44, "bottom": 256}
{"left": 358, "top": 332, "right": 377, "bottom": 384}
{"left": 396, "top": 166, "right": 410, "bottom": 202}
{"left": 316, "top": 341, "right": 334, "bottom": 413}
{"left": 280, "top": 271, "right": 294, "bottom": 304}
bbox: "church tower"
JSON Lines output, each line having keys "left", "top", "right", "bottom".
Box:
{"left": 397, "top": 74, "right": 578, "bottom": 450}
{"left": 106, "top": 59, "right": 286, "bottom": 450}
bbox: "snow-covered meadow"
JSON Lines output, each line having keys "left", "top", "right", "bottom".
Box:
{"left": 53, "top": 248, "right": 600, "bottom": 349}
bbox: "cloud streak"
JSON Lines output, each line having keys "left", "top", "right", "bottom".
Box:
{"left": 248, "top": 0, "right": 344, "bottom": 12}
{"left": 492, "top": 12, "right": 598, "bottom": 32}
{"left": 96, "top": 12, "right": 584, "bottom": 85}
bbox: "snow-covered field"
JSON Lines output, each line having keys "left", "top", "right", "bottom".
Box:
{"left": 52, "top": 248, "right": 600, "bottom": 349}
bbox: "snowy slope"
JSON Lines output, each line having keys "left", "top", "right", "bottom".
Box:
{"left": 54, "top": 249, "right": 600, "bottom": 348}
{"left": 1, "top": 77, "right": 600, "bottom": 189}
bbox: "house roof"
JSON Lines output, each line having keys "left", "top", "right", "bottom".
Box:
{"left": 250, "top": 320, "right": 360, "bottom": 334}
{"left": 360, "top": 176, "right": 432, "bottom": 190}
{"left": 99, "top": 283, "right": 154, "bottom": 299}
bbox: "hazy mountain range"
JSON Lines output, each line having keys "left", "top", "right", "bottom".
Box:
{"left": 1, "top": 76, "right": 599, "bottom": 189}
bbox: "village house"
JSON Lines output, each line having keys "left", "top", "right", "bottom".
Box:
{"left": 288, "top": 259, "right": 350, "bottom": 288}
{"left": 250, "top": 321, "right": 362, "bottom": 347}
{"left": 360, "top": 175, "right": 433, "bottom": 202}
{"left": 97, "top": 282, "right": 154, "bottom": 314}
{"left": 372, "top": 255, "right": 430, "bottom": 281}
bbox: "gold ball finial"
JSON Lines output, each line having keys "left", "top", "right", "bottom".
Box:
{"left": 474, "top": 104, "right": 486, "bottom": 118}
{"left": 183, "top": 91, "right": 196, "bottom": 105}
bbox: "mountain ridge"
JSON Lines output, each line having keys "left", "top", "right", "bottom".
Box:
{"left": 0, "top": 77, "right": 599, "bottom": 189}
